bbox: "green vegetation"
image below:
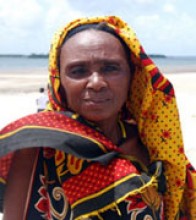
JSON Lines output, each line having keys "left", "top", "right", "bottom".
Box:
{"left": 149, "top": 54, "right": 167, "bottom": 58}
{"left": 28, "top": 53, "right": 48, "bottom": 58}
{"left": 0, "top": 54, "right": 49, "bottom": 58}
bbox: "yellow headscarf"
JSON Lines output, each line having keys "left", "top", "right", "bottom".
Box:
{"left": 46, "top": 16, "right": 195, "bottom": 219}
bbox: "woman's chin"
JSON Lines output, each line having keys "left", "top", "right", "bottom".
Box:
{"left": 82, "top": 114, "right": 108, "bottom": 123}
{"left": 80, "top": 111, "right": 117, "bottom": 125}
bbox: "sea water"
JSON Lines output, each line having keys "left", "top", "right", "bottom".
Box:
{"left": 0, "top": 56, "right": 48, "bottom": 74}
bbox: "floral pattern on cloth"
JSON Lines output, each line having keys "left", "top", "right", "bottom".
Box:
{"left": 27, "top": 148, "right": 165, "bottom": 220}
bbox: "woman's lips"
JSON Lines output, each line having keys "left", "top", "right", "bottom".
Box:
{"left": 85, "top": 98, "right": 109, "bottom": 103}
{"left": 83, "top": 98, "right": 111, "bottom": 106}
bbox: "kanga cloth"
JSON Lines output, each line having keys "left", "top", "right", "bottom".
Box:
{"left": 0, "top": 15, "right": 196, "bottom": 219}
{"left": 0, "top": 111, "right": 166, "bottom": 220}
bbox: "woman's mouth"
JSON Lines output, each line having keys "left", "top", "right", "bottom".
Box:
{"left": 83, "top": 98, "right": 111, "bottom": 107}
{"left": 86, "top": 98, "right": 109, "bottom": 103}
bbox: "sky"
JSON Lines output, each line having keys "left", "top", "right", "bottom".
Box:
{"left": 0, "top": 0, "right": 196, "bottom": 56}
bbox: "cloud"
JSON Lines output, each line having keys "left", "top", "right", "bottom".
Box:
{"left": 44, "top": 0, "right": 84, "bottom": 30}
{"left": 0, "top": 0, "right": 196, "bottom": 55}
{"left": 0, "top": 0, "right": 43, "bottom": 29}
{"left": 0, "top": 0, "right": 85, "bottom": 54}
{"left": 163, "top": 3, "right": 176, "bottom": 14}
{"left": 134, "top": 14, "right": 160, "bottom": 27}
{"left": 132, "top": 0, "right": 155, "bottom": 3}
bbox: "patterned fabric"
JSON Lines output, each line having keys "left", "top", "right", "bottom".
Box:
{"left": 0, "top": 15, "right": 196, "bottom": 219}
{"left": 0, "top": 111, "right": 165, "bottom": 219}
{"left": 27, "top": 148, "right": 165, "bottom": 220}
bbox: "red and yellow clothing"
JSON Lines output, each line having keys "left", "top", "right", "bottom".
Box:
{"left": 0, "top": 15, "right": 196, "bottom": 219}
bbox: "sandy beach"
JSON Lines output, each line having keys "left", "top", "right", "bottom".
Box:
{"left": 0, "top": 69, "right": 196, "bottom": 219}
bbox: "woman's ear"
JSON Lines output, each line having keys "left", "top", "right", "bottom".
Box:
{"left": 58, "top": 84, "right": 67, "bottom": 108}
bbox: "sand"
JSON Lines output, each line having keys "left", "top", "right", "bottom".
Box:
{"left": 0, "top": 70, "right": 196, "bottom": 219}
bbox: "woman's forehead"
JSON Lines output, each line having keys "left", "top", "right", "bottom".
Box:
{"left": 60, "top": 30, "right": 128, "bottom": 61}
{"left": 62, "top": 29, "right": 120, "bottom": 46}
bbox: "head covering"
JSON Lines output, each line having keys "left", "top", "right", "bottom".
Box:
{"left": 46, "top": 15, "right": 195, "bottom": 219}
{"left": 0, "top": 15, "right": 195, "bottom": 219}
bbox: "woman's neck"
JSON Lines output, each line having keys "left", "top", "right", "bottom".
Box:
{"left": 96, "top": 118, "right": 121, "bottom": 145}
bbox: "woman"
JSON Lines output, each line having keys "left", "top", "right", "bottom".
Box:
{"left": 0, "top": 16, "right": 195, "bottom": 219}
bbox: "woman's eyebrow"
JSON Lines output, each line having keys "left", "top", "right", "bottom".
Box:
{"left": 66, "top": 59, "right": 121, "bottom": 67}
{"left": 65, "top": 61, "right": 87, "bottom": 69}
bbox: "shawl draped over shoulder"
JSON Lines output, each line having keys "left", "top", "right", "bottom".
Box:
{"left": 0, "top": 16, "right": 196, "bottom": 219}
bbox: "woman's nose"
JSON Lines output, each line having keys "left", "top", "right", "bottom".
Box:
{"left": 86, "top": 72, "right": 107, "bottom": 91}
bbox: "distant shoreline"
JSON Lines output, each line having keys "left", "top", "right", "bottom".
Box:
{"left": 0, "top": 54, "right": 49, "bottom": 59}
{"left": 0, "top": 54, "right": 168, "bottom": 59}
{"left": 1, "top": 54, "right": 196, "bottom": 59}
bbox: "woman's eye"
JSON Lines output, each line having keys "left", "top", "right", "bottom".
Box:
{"left": 68, "top": 67, "right": 88, "bottom": 78}
{"left": 102, "top": 64, "right": 120, "bottom": 73}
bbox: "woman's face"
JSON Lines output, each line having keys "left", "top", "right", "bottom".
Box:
{"left": 59, "top": 29, "right": 131, "bottom": 123}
